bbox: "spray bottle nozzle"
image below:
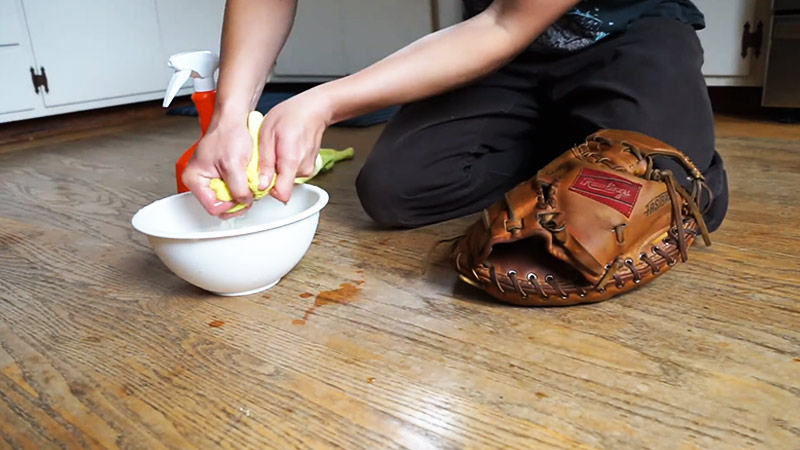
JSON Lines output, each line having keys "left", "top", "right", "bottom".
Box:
{"left": 163, "top": 50, "right": 220, "bottom": 107}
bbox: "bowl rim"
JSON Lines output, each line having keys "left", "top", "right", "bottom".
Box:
{"left": 131, "top": 183, "right": 329, "bottom": 240}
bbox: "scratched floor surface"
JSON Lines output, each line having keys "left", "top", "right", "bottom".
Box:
{"left": 0, "top": 113, "right": 798, "bottom": 449}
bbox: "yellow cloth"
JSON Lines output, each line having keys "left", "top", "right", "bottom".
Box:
{"left": 209, "top": 111, "right": 354, "bottom": 213}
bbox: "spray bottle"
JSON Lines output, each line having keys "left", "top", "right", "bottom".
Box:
{"left": 163, "top": 50, "right": 220, "bottom": 193}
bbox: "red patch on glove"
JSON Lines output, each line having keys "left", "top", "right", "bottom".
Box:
{"left": 569, "top": 168, "right": 642, "bottom": 217}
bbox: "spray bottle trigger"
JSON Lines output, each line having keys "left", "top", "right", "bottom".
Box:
{"left": 163, "top": 69, "right": 192, "bottom": 108}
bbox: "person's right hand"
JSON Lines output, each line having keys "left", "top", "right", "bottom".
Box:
{"left": 182, "top": 116, "right": 255, "bottom": 219}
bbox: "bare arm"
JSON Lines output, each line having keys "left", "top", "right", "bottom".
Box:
{"left": 186, "top": 0, "right": 580, "bottom": 212}
{"left": 259, "top": 0, "right": 579, "bottom": 202}
{"left": 183, "top": 0, "right": 297, "bottom": 216}
{"left": 215, "top": 0, "right": 297, "bottom": 119}
{"left": 319, "top": 0, "right": 579, "bottom": 123}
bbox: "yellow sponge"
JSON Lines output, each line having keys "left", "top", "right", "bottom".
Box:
{"left": 209, "top": 111, "right": 354, "bottom": 213}
{"left": 209, "top": 111, "right": 274, "bottom": 213}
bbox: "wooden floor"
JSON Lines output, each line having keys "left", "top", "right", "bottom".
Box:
{"left": 0, "top": 112, "right": 798, "bottom": 449}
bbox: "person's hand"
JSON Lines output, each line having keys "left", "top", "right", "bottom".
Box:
{"left": 258, "top": 90, "right": 333, "bottom": 203}
{"left": 182, "top": 115, "right": 254, "bottom": 219}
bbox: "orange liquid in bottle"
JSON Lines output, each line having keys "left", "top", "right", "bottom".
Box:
{"left": 176, "top": 90, "right": 216, "bottom": 193}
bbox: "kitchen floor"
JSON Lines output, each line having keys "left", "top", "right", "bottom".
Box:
{"left": 0, "top": 110, "right": 798, "bottom": 449}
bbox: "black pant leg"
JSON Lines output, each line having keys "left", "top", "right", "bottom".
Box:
{"left": 545, "top": 17, "right": 729, "bottom": 232}
{"left": 356, "top": 66, "right": 545, "bottom": 228}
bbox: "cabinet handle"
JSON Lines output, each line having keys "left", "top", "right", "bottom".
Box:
{"left": 741, "top": 21, "right": 764, "bottom": 58}
{"left": 30, "top": 66, "right": 49, "bottom": 94}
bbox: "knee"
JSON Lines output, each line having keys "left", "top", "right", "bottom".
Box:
{"left": 355, "top": 161, "right": 419, "bottom": 228}
{"left": 701, "top": 152, "right": 729, "bottom": 233}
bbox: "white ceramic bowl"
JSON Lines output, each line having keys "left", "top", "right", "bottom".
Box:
{"left": 131, "top": 184, "right": 329, "bottom": 296}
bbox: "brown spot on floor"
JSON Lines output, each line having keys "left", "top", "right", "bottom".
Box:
{"left": 119, "top": 384, "right": 134, "bottom": 396}
{"left": 299, "top": 292, "right": 313, "bottom": 299}
{"left": 208, "top": 320, "right": 225, "bottom": 328}
{"left": 293, "top": 282, "right": 362, "bottom": 325}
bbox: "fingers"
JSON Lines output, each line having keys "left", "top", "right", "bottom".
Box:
{"left": 270, "top": 135, "right": 302, "bottom": 203}
{"left": 297, "top": 151, "right": 318, "bottom": 178}
{"left": 185, "top": 127, "right": 253, "bottom": 217}
{"left": 182, "top": 164, "right": 236, "bottom": 216}
{"left": 258, "top": 126, "right": 276, "bottom": 191}
{"left": 219, "top": 205, "right": 250, "bottom": 220}
{"left": 260, "top": 95, "right": 328, "bottom": 203}
{"left": 218, "top": 152, "right": 253, "bottom": 206}
{"left": 271, "top": 133, "right": 323, "bottom": 202}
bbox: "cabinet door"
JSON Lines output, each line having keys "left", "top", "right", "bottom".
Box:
{"left": 21, "top": 0, "right": 166, "bottom": 107}
{"left": 155, "top": 0, "right": 225, "bottom": 93}
{"left": 0, "top": 0, "right": 40, "bottom": 115}
{"left": 156, "top": 0, "right": 225, "bottom": 60}
{"left": 693, "top": 0, "right": 758, "bottom": 77}
{"left": 0, "top": 46, "right": 41, "bottom": 115}
{"left": 341, "top": 0, "right": 433, "bottom": 73}
{"left": 0, "top": 0, "right": 25, "bottom": 45}
{"left": 274, "top": 0, "right": 347, "bottom": 77}
{"left": 436, "top": 0, "right": 463, "bottom": 29}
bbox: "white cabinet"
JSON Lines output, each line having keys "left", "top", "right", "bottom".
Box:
{"left": 0, "top": 46, "right": 40, "bottom": 116}
{"left": 694, "top": 0, "right": 771, "bottom": 86}
{"left": 275, "top": 0, "right": 348, "bottom": 77}
{"left": 0, "top": 0, "right": 24, "bottom": 44}
{"left": 436, "top": 0, "right": 463, "bottom": 29}
{"left": 154, "top": 0, "right": 226, "bottom": 93}
{"left": 341, "top": 0, "right": 432, "bottom": 72}
{"left": 0, "top": 0, "right": 39, "bottom": 115}
{"left": 0, "top": 0, "right": 779, "bottom": 124}
{"left": 274, "top": 0, "right": 433, "bottom": 78}
{"left": 21, "top": 0, "right": 167, "bottom": 107}
{"left": 155, "top": 0, "right": 225, "bottom": 63}
{"left": 0, "top": 0, "right": 224, "bottom": 123}
{"left": 0, "top": 0, "right": 435, "bottom": 124}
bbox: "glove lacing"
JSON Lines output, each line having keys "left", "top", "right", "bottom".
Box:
{"left": 583, "top": 137, "right": 713, "bottom": 289}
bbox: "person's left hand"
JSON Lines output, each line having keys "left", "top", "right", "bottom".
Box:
{"left": 257, "top": 90, "right": 333, "bottom": 203}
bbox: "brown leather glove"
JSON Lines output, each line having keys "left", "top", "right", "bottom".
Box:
{"left": 453, "top": 129, "right": 713, "bottom": 306}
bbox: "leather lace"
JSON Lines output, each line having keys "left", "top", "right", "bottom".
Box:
{"left": 592, "top": 139, "right": 712, "bottom": 289}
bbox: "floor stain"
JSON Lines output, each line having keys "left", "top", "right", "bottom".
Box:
{"left": 292, "top": 282, "right": 362, "bottom": 325}
{"left": 366, "top": 377, "right": 376, "bottom": 384}
{"left": 119, "top": 384, "right": 134, "bottom": 396}
{"left": 536, "top": 392, "right": 548, "bottom": 399}
{"left": 209, "top": 320, "right": 225, "bottom": 328}
{"left": 299, "top": 292, "right": 313, "bottom": 299}
{"left": 794, "top": 358, "right": 800, "bottom": 362}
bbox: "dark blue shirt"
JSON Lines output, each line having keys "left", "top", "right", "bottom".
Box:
{"left": 463, "top": 0, "right": 705, "bottom": 52}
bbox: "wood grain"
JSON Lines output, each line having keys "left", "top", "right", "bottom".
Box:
{"left": 0, "top": 113, "right": 798, "bottom": 449}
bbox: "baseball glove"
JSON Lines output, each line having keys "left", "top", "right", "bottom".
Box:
{"left": 453, "top": 129, "right": 712, "bottom": 306}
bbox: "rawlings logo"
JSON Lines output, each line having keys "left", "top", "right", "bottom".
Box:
{"left": 569, "top": 168, "right": 642, "bottom": 217}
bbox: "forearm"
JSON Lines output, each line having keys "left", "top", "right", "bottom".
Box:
{"left": 214, "top": 0, "right": 297, "bottom": 121}
{"left": 315, "top": 0, "right": 577, "bottom": 123}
